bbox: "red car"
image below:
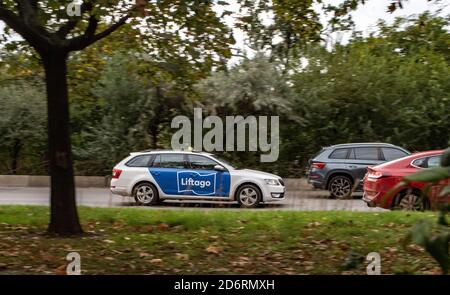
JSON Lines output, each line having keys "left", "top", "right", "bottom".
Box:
{"left": 363, "top": 150, "right": 450, "bottom": 210}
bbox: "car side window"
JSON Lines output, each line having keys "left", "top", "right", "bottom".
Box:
{"left": 382, "top": 148, "right": 408, "bottom": 161}
{"left": 412, "top": 158, "right": 427, "bottom": 168}
{"left": 188, "top": 155, "right": 218, "bottom": 170}
{"left": 329, "top": 148, "right": 349, "bottom": 159}
{"left": 152, "top": 154, "right": 187, "bottom": 169}
{"left": 126, "top": 155, "right": 152, "bottom": 167}
{"left": 427, "top": 156, "right": 441, "bottom": 168}
{"left": 354, "top": 147, "right": 380, "bottom": 160}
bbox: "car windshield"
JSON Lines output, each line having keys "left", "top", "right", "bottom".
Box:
{"left": 210, "top": 155, "right": 237, "bottom": 169}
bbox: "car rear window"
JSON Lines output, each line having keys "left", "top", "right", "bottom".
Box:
{"left": 353, "top": 147, "right": 380, "bottom": 160}
{"left": 126, "top": 155, "right": 152, "bottom": 167}
{"left": 428, "top": 156, "right": 441, "bottom": 168}
{"left": 329, "top": 148, "right": 349, "bottom": 159}
{"left": 382, "top": 148, "right": 408, "bottom": 161}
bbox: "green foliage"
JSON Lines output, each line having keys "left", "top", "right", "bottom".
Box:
{"left": 341, "top": 250, "right": 364, "bottom": 270}
{"left": 405, "top": 219, "right": 450, "bottom": 274}
{"left": 195, "top": 54, "right": 292, "bottom": 114}
{"left": 0, "top": 79, "right": 47, "bottom": 174}
{"left": 237, "top": 0, "right": 323, "bottom": 65}
{"left": 1, "top": 12, "right": 449, "bottom": 177}
{"left": 0, "top": 1, "right": 234, "bottom": 67}
{"left": 402, "top": 147, "right": 450, "bottom": 274}
{"left": 73, "top": 51, "right": 189, "bottom": 175}
{"left": 194, "top": 54, "right": 294, "bottom": 173}
{"left": 286, "top": 13, "right": 450, "bottom": 169}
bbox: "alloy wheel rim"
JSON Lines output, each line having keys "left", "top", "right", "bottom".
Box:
{"left": 399, "top": 194, "right": 423, "bottom": 211}
{"left": 136, "top": 185, "right": 154, "bottom": 203}
{"left": 239, "top": 187, "right": 258, "bottom": 206}
{"left": 330, "top": 177, "right": 351, "bottom": 198}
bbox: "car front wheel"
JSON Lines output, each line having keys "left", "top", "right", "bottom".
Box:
{"left": 328, "top": 175, "right": 353, "bottom": 199}
{"left": 236, "top": 184, "right": 261, "bottom": 208}
{"left": 133, "top": 182, "right": 159, "bottom": 206}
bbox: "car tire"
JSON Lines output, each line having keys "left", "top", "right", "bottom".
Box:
{"left": 236, "top": 184, "right": 261, "bottom": 208}
{"left": 133, "top": 182, "right": 159, "bottom": 206}
{"left": 395, "top": 190, "right": 426, "bottom": 211}
{"left": 328, "top": 175, "right": 353, "bottom": 199}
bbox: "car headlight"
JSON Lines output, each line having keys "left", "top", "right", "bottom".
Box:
{"left": 264, "top": 179, "right": 280, "bottom": 186}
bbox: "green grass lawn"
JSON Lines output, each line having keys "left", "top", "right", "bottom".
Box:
{"left": 0, "top": 205, "right": 442, "bottom": 275}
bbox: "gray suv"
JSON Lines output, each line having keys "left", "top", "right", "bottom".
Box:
{"left": 307, "top": 143, "right": 410, "bottom": 198}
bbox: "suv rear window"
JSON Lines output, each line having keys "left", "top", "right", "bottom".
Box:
{"left": 382, "top": 148, "right": 408, "bottom": 161}
{"left": 329, "top": 148, "right": 349, "bottom": 159}
{"left": 353, "top": 147, "right": 380, "bottom": 160}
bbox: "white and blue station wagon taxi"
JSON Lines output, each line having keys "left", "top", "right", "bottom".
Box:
{"left": 110, "top": 150, "right": 286, "bottom": 208}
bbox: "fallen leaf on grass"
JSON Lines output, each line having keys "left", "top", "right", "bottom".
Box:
{"left": 206, "top": 245, "right": 222, "bottom": 254}
{"left": 149, "top": 258, "right": 163, "bottom": 264}
{"left": 40, "top": 251, "right": 58, "bottom": 263}
{"left": 157, "top": 223, "right": 170, "bottom": 231}
{"left": 386, "top": 247, "right": 398, "bottom": 253}
{"left": 307, "top": 222, "right": 321, "bottom": 227}
{"left": 175, "top": 253, "right": 189, "bottom": 260}
{"left": 55, "top": 264, "right": 67, "bottom": 275}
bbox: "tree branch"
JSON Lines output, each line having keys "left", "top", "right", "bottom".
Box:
{"left": 56, "top": 1, "right": 94, "bottom": 39}
{"left": 66, "top": 14, "right": 130, "bottom": 51}
{"left": 0, "top": 3, "right": 48, "bottom": 50}
{"left": 84, "top": 15, "right": 99, "bottom": 38}
{"left": 15, "top": 0, "right": 38, "bottom": 26}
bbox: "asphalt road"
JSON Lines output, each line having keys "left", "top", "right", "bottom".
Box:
{"left": 0, "top": 187, "right": 385, "bottom": 212}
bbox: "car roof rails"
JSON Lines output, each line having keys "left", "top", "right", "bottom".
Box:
{"left": 131, "top": 149, "right": 166, "bottom": 154}
{"left": 133, "top": 147, "right": 209, "bottom": 154}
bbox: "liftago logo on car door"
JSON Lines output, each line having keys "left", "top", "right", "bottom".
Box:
{"left": 177, "top": 171, "right": 216, "bottom": 195}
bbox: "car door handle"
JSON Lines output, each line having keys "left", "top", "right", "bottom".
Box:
{"left": 348, "top": 165, "right": 357, "bottom": 168}
{"left": 153, "top": 172, "right": 160, "bottom": 176}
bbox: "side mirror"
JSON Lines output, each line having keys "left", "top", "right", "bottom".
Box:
{"left": 214, "top": 165, "right": 226, "bottom": 172}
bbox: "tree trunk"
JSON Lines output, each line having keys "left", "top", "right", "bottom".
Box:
{"left": 150, "top": 126, "right": 158, "bottom": 149}
{"left": 10, "top": 138, "right": 21, "bottom": 175}
{"left": 42, "top": 51, "right": 83, "bottom": 235}
{"left": 149, "top": 85, "right": 163, "bottom": 149}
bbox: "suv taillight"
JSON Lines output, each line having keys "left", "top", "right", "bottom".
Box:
{"left": 112, "top": 168, "right": 122, "bottom": 179}
{"left": 311, "top": 162, "right": 326, "bottom": 169}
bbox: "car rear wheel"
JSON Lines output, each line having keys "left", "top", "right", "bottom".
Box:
{"left": 328, "top": 175, "right": 353, "bottom": 199}
{"left": 396, "top": 191, "right": 425, "bottom": 211}
{"left": 133, "top": 182, "right": 159, "bottom": 206}
{"left": 236, "top": 184, "right": 261, "bottom": 208}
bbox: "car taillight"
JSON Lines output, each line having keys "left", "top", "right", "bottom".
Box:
{"left": 367, "top": 170, "right": 389, "bottom": 179}
{"left": 112, "top": 168, "right": 122, "bottom": 179}
{"left": 311, "top": 162, "right": 326, "bottom": 169}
